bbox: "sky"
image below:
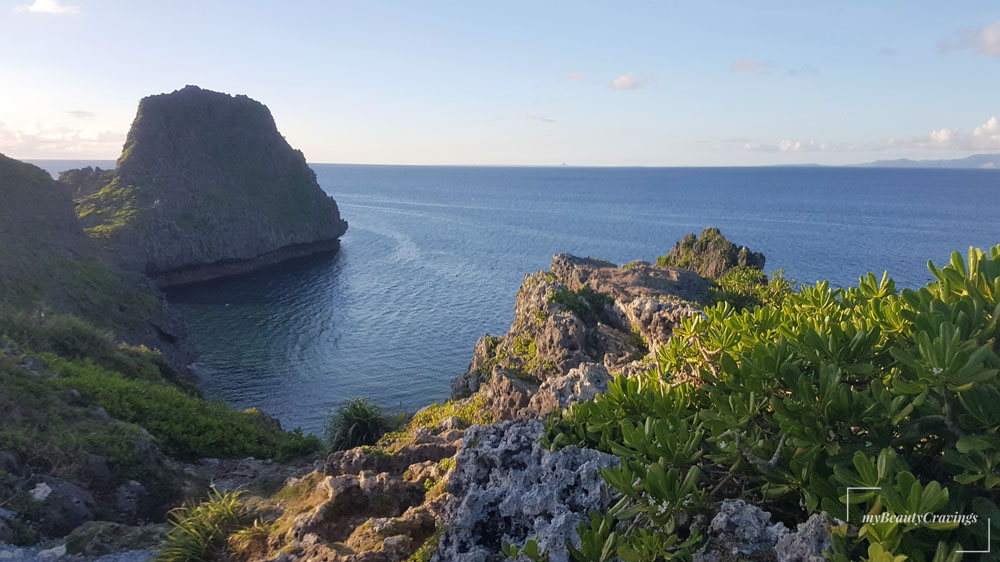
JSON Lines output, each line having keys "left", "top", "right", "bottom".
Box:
{"left": 2, "top": 1, "right": 1000, "bottom": 166}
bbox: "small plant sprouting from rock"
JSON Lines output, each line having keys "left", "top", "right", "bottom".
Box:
{"left": 501, "top": 536, "right": 549, "bottom": 562}
{"left": 324, "top": 397, "right": 391, "bottom": 452}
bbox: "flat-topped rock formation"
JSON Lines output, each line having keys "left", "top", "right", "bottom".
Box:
{"left": 63, "top": 85, "right": 348, "bottom": 286}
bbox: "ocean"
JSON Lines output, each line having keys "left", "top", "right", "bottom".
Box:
{"left": 29, "top": 162, "right": 1000, "bottom": 434}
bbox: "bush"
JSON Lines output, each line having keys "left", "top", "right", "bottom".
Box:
{"left": 50, "top": 358, "right": 320, "bottom": 461}
{"left": 155, "top": 488, "right": 248, "bottom": 562}
{"left": 324, "top": 398, "right": 390, "bottom": 452}
{"left": 543, "top": 246, "right": 1000, "bottom": 561}
{"left": 707, "top": 265, "right": 795, "bottom": 310}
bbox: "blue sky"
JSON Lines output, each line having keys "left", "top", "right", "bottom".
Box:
{"left": 2, "top": 1, "right": 1000, "bottom": 165}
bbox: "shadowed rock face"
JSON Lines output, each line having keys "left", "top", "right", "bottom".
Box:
{"left": 0, "top": 153, "right": 190, "bottom": 367}
{"left": 67, "top": 85, "right": 348, "bottom": 286}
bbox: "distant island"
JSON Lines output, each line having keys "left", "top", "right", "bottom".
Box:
{"left": 773, "top": 153, "right": 1000, "bottom": 169}
{"left": 856, "top": 153, "right": 1000, "bottom": 169}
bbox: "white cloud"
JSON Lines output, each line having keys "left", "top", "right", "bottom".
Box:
{"left": 67, "top": 110, "right": 94, "bottom": 118}
{"left": 564, "top": 71, "right": 584, "bottom": 81}
{"left": 609, "top": 73, "right": 643, "bottom": 90}
{"left": 14, "top": 0, "right": 79, "bottom": 14}
{"left": 730, "top": 57, "right": 773, "bottom": 73}
{"left": 0, "top": 121, "right": 124, "bottom": 157}
{"left": 887, "top": 116, "right": 1000, "bottom": 151}
{"left": 939, "top": 19, "right": 1000, "bottom": 57}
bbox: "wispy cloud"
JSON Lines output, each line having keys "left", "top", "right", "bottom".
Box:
{"left": 0, "top": 121, "right": 124, "bottom": 156}
{"left": 786, "top": 65, "right": 819, "bottom": 78}
{"left": 14, "top": 0, "right": 79, "bottom": 14}
{"left": 744, "top": 139, "right": 835, "bottom": 152}
{"left": 489, "top": 115, "right": 556, "bottom": 125}
{"left": 939, "top": 19, "right": 1000, "bottom": 57}
{"left": 880, "top": 47, "right": 897, "bottom": 56}
{"left": 564, "top": 71, "right": 585, "bottom": 81}
{"left": 67, "top": 110, "right": 94, "bottom": 119}
{"left": 730, "top": 57, "right": 773, "bottom": 73}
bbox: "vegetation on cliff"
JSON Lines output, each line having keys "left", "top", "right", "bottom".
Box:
{"left": 539, "top": 246, "right": 1000, "bottom": 561}
{"left": 0, "top": 309, "right": 320, "bottom": 544}
{"left": 0, "top": 151, "right": 320, "bottom": 545}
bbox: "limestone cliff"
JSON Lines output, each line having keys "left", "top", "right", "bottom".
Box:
{"left": 451, "top": 253, "right": 708, "bottom": 420}
{"left": 65, "top": 85, "right": 348, "bottom": 286}
{"left": 0, "top": 152, "right": 189, "bottom": 366}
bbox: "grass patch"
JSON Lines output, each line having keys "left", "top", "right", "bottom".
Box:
{"left": 377, "top": 396, "right": 492, "bottom": 452}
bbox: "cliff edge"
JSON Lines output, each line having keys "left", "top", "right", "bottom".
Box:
{"left": 65, "top": 85, "right": 348, "bottom": 286}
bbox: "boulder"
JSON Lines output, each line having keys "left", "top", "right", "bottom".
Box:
{"left": 65, "top": 521, "right": 168, "bottom": 556}
{"left": 30, "top": 477, "right": 96, "bottom": 538}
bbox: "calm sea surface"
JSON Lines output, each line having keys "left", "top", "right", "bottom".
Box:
{"left": 30, "top": 162, "right": 1000, "bottom": 434}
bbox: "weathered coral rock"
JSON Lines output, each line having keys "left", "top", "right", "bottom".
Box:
{"left": 528, "top": 362, "right": 612, "bottom": 417}
{"left": 434, "top": 420, "right": 619, "bottom": 562}
{"left": 694, "top": 500, "right": 834, "bottom": 562}
{"left": 775, "top": 512, "right": 836, "bottom": 562}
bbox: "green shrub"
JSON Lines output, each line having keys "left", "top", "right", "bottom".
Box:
{"left": 324, "top": 397, "right": 390, "bottom": 452}
{"left": 50, "top": 358, "right": 319, "bottom": 461}
{"left": 707, "top": 266, "right": 794, "bottom": 310}
{"left": 544, "top": 246, "right": 1000, "bottom": 561}
{"left": 155, "top": 488, "right": 248, "bottom": 562}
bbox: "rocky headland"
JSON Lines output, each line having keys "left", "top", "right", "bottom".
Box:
{"left": 61, "top": 85, "right": 348, "bottom": 286}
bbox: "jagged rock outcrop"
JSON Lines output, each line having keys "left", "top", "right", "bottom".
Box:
{"left": 433, "top": 420, "right": 619, "bottom": 562}
{"left": 657, "top": 227, "right": 765, "bottom": 278}
{"left": 238, "top": 416, "right": 468, "bottom": 562}
{"left": 451, "top": 254, "right": 704, "bottom": 417}
{"left": 0, "top": 152, "right": 190, "bottom": 366}
{"left": 64, "top": 85, "right": 348, "bottom": 286}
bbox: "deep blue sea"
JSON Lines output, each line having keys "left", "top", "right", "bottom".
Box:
{"left": 29, "top": 162, "right": 1000, "bottom": 434}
